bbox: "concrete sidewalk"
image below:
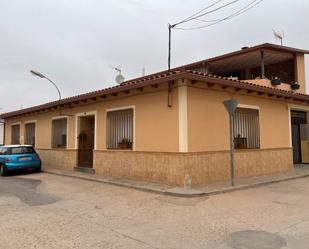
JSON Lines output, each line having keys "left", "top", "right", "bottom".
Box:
{"left": 43, "top": 164, "right": 309, "bottom": 197}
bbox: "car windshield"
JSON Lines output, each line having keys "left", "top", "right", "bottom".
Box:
{"left": 0, "top": 146, "right": 35, "bottom": 155}
{"left": 0, "top": 147, "right": 9, "bottom": 155}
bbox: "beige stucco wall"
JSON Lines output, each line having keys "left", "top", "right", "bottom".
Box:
{"left": 4, "top": 81, "right": 294, "bottom": 155}
{"left": 4, "top": 86, "right": 179, "bottom": 152}
{"left": 187, "top": 85, "right": 291, "bottom": 152}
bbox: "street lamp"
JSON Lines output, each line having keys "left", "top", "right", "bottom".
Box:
{"left": 30, "top": 70, "right": 62, "bottom": 100}
{"left": 223, "top": 99, "right": 240, "bottom": 186}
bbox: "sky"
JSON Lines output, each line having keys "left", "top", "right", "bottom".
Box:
{"left": 0, "top": 0, "right": 308, "bottom": 113}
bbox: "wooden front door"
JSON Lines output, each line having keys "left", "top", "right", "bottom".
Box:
{"left": 292, "top": 124, "right": 301, "bottom": 164}
{"left": 77, "top": 116, "right": 95, "bottom": 168}
{"left": 291, "top": 111, "right": 306, "bottom": 164}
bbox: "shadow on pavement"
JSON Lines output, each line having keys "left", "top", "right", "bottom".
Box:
{"left": 227, "top": 230, "right": 287, "bottom": 249}
{"left": 0, "top": 174, "right": 61, "bottom": 206}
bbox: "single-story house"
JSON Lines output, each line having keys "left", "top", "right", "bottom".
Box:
{"left": 1, "top": 43, "right": 309, "bottom": 187}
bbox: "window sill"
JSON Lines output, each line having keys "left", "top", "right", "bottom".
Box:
{"left": 235, "top": 148, "right": 261, "bottom": 152}
{"left": 107, "top": 148, "right": 133, "bottom": 151}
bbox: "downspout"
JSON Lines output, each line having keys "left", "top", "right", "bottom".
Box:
{"left": 167, "top": 81, "right": 174, "bottom": 107}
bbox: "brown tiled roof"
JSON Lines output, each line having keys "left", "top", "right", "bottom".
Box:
{"left": 2, "top": 43, "right": 309, "bottom": 119}
{"left": 1, "top": 69, "right": 309, "bottom": 119}
{"left": 0, "top": 71, "right": 184, "bottom": 119}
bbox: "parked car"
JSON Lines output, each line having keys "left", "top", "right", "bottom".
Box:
{"left": 0, "top": 145, "right": 41, "bottom": 176}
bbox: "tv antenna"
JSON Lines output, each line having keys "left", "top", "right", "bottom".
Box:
{"left": 272, "top": 29, "right": 284, "bottom": 46}
{"left": 109, "top": 65, "right": 125, "bottom": 84}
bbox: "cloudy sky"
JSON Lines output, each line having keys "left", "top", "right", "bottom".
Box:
{"left": 0, "top": 0, "right": 308, "bottom": 113}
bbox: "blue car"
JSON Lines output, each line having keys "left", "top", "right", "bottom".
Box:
{"left": 0, "top": 145, "right": 41, "bottom": 176}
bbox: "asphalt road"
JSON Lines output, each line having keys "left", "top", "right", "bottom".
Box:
{"left": 1, "top": 172, "right": 309, "bottom": 249}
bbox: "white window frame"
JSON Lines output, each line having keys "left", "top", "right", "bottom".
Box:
{"left": 234, "top": 104, "right": 261, "bottom": 149}
{"left": 238, "top": 104, "right": 260, "bottom": 110}
{"left": 106, "top": 105, "right": 135, "bottom": 151}
{"left": 51, "top": 116, "right": 69, "bottom": 149}
{"left": 11, "top": 122, "right": 22, "bottom": 126}
{"left": 24, "top": 120, "right": 37, "bottom": 146}
{"left": 288, "top": 104, "right": 309, "bottom": 148}
{"left": 238, "top": 104, "right": 261, "bottom": 144}
{"left": 11, "top": 122, "right": 21, "bottom": 144}
{"left": 75, "top": 111, "right": 97, "bottom": 150}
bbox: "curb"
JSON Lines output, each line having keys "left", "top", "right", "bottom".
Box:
{"left": 43, "top": 169, "right": 309, "bottom": 198}
{"left": 43, "top": 169, "right": 167, "bottom": 196}
{"left": 204, "top": 173, "right": 309, "bottom": 196}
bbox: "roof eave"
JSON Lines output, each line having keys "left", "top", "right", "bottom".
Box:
{"left": 0, "top": 71, "right": 187, "bottom": 119}
{"left": 2, "top": 69, "right": 309, "bottom": 119}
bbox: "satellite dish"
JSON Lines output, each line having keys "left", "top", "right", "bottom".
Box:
{"left": 109, "top": 65, "right": 125, "bottom": 84}
{"left": 115, "top": 74, "right": 125, "bottom": 84}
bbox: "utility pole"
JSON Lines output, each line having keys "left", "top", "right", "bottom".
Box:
{"left": 168, "top": 24, "right": 176, "bottom": 71}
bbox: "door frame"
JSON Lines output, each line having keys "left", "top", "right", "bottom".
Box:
{"left": 75, "top": 111, "right": 97, "bottom": 150}
{"left": 289, "top": 104, "right": 309, "bottom": 164}
{"left": 75, "top": 111, "right": 97, "bottom": 168}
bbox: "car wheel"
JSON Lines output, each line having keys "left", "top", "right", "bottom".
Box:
{"left": 35, "top": 166, "right": 41, "bottom": 173}
{"left": 0, "top": 165, "right": 7, "bottom": 176}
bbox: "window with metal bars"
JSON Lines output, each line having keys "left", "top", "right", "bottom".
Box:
{"left": 11, "top": 124, "right": 20, "bottom": 144}
{"left": 106, "top": 109, "right": 133, "bottom": 150}
{"left": 51, "top": 118, "right": 67, "bottom": 148}
{"left": 233, "top": 108, "right": 260, "bottom": 149}
{"left": 25, "top": 123, "right": 36, "bottom": 146}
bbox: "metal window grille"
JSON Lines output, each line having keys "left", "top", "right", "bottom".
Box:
{"left": 11, "top": 124, "right": 20, "bottom": 144}
{"left": 232, "top": 108, "right": 260, "bottom": 149}
{"left": 51, "top": 118, "right": 67, "bottom": 148}
{"left": 25, "top": 123, "right": 36, "bottom": 146}
{"left": 107, "top": 109, "right": 133, "bottom": 149}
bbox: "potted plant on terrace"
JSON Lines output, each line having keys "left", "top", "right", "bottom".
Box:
{"left": 118, "top": 138, "right": 132, "bottom": 149}
{"left": 291, "top": 82, "right": 300, "bottom": 90}
{"left": 271, "top": 77, "right": 282, "bottom": 86}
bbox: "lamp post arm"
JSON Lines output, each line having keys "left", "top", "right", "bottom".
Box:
{"left": 44, "top": 76, "right": 62, "bottom": 100}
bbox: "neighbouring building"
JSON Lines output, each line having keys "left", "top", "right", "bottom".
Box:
{"left": 1, "top": 43, "right": 309, "bottom": 187}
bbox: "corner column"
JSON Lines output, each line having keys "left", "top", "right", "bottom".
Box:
{"left": 178, "top": 79, "right": 188, "bottom": 152}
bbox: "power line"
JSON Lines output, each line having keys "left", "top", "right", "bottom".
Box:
{"left": 174, "top": 0, "right": 264, "bottom": 30}
{"left": 194, "top": 0, "right": 260, "bottom": 23}
{"left": 175, "top": 0, "right": 225, "bottom": 26}
{"left": 168, "top": 0, "right": 244, "bottom": 70}
{"left": 174, "top": 0, "right": 242, "bottom": 26}
{"left": 167, "top": 0, "right": 265, "bottom": 70}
